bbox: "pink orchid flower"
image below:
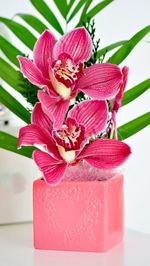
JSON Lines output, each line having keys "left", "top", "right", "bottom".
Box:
{"left": 18, "top": 27, "right": 125, "bottom": 129}
{"left": 18, "top": 101, "right": 131, "bottom": 186}
{"left": 111, "top": 66, "right": 129, "bottom": 139}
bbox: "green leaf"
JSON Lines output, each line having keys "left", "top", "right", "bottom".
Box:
{"left": 67, "top": 0, "right": 88, "bottom": 22}
{"left": 53, "top": 0, "right": 67, "bottom": 19}
{"left": 16, "top": 13, "right": 48, "bottom": 34}
{"left": 29, "top": 0, "right": 64, "bottom": 35}
{"left": 84, "top": 0, "right": 113, "bottom": 20}
{"left": 96, "top": 40, "right": 127, "bottom": 58}
{"left": 0, "top": 17, "right": 37, "bottom": 50}
{"left": 67, "top": 0, "right": 74, "bottom": 10}
{"left": 118, "top": 112, "right": 150, "bottom": 140}
{"left": 0, "top": 35, "right": 25, "bottom": 67}
{"left": 0, "top": 58, "right": 23, "bottom": 93}
{"left": 77, "top": 0, "right": 92, "bottom": 26}
{"left": 108, "top": 25, "right": 150, "bottom": 64}
{"left": 122, "top": 79, "right": 150, "bottom": 106}
{"left": 17, "top": 76, "right": 38, "bottom": 106}
{"left": 0, "top": 131, "right": 34, "bottom": 159}
{"left": 0, "top": 85, "right": 31, "bottom": 124}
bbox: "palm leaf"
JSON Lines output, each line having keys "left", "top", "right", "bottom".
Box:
{"left": 0, "top": 85, "right": 31, "bottom": 124}
{"left": 16, "top": 13, "right": 48, "bottom": 34}
{"left": 118, "top": 112, "right": 150, "bottom": 140}
{"left": 53, "top": 0, "right": 67, "bottom": 19}
{"left": 0, "top": 131, "right": 34, "bottom": 159}
{"left": 0, "top": 58, "right": 23, "bottom": 93}
{"left": 0, "top": 35, "right": 25, "bottom": 67}
{"left": 0, "top": 17, "right": 37, "bottom": 50}
{"left": 122, "top": 79, "right": 150, "bottom": 106}
{"left": 108, "top": 25, "right": 150, "bottom": 64}
{"left": 29, "top": 0, "right": 64, "bottom": 34}
{"left": 67, "top": 0, "right": 88, "bottom": 23}
{"left": 77, "top": 0, "right": 92, "bottom": 26}
{"left": 67, "top": 0, "right": 74, "bottom": 10}
{"left": 96, "top": 40, "right": 127, "bottom": 58}
{"left": 84, "top": 0, "right": 113, "bottom": 20}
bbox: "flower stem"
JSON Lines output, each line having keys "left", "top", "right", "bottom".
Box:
{"left": 110, "top": 122, "right": 115, "bottom": 139}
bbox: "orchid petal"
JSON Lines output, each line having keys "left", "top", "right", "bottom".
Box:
{"left": 111, "top": 67, "right": 129, "bottom": 139}
{"left": 38, "top": 90, "right": 69, "bottom": 130}
{"left": 77, "top": 139, "right": 131, "bottom": 169}
{"left": 18, "top": 124, "right": 50, "bottom": 149}
{"left": 112, "top": 66, "right": 129, "bottom": 113}
{"left": 76, "top": 63, "right": 122, "bottom": 100}
{"left": 18, "top": 124, "right": 61, "bottom": 160}
{"left": 38, "top": 90, "right": 57, "bottom": 121}
{"left": 32, "top": 103, "right": 53, "bottom": 134}
{"left": 69, "top": 100, "right": 108, "bottom": 139}
{"left": 18, "top": 56, "right": 50, "bottom": 88}
{"left": 53, "top": 27, "right": 92, "bottom": 64}
{"left": 33, "top": 30, "right": 56, "bottom": 79}
{"left": 33, "top": 150, "right": 67, "bottom": 186}
{"left": 53, "top": 99, "right": 70, "bottom": 130}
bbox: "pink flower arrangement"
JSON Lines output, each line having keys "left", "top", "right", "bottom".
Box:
{"left": 18, "top": 27, "right": 131, "bottom": 185}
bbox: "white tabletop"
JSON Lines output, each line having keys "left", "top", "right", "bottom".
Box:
{"left": 0, "top": 223, "right": 150, "bottom": 266}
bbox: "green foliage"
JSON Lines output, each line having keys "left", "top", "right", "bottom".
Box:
{"left": 77, "top": 0, "right": 113, "bottom": 26}
{"left": 84, "top": 20, "right": 101, "bottom": 67}
{"left": 118, "top": 112, "right": 150, "bottom": 140}
{"left": 78, "top": 0, "right": 92, "bottom": 26}
{"left": 0, "top": 17, "right": 37, "bottom": 50}
{"left": 18, "top": 73, "right": 39, "bottom": 106}
{"left": 16, "top": 13, "right": 48, "bottom": 34}
{"left": 76, "top": 92, "right": 87, "bottom": 103}
{"left": 0, "top": 58, "right": 24, "bottom": 93}
{"left": 29, "top": 0, "right": 64, "bottom": 34}
{"left": 122, "top": 79, "right": 150, "bottom": 106}
{"left": 67, "top": 0, "right": 75, "bottom": 10}
{"left": 67, "top": 0, "right": 89, "bottom": 22}
{"left": 108, "top": 25, "right": 150, "bottom": 64}
{"left": 0, "top": 58, "right": 38, "bottom": 107}
{"left": 0, "top": 35, "right": 25, "bottom": 67}
{"left": 0, "top": 131, "right": 34, "bottom": 158}
{"left": 85, "top": 0, "right": 113, "bottom": 19}
{"left": 0, "top": 85, "right": 31, "bottom": 124}
{"left": 96, "top": 40, "right": 127, "bottom": 59}
{"left": 53, "top": 0, "right": 68, "bottom": 19}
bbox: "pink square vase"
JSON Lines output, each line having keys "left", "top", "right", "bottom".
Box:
{"left": 33, "top": 174, "right": 123, "bottom": 252}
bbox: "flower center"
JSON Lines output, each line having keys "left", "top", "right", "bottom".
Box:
{"left": 53, "top": 53, "right": 83, "bottom": 87}
{"left": 50, "top": 53, "right": 83, "bottom": 100}
{"left": 53, "top": 118, "right": 85, "bottom": 152}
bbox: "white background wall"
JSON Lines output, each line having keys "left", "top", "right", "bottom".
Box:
{"left": 0, "top": 0, "right": 150, "bottom": 233}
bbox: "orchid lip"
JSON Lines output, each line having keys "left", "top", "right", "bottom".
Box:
{"left": 57, "top": 145, "right": 76, "bottom": 163}
{"left": 53, "top": 118, "right": 85, "bottom": 151}
{"left": 49, "top": 53, "right": 83, "bottom": 100}
{"left": 49, "top": 70, "right": 71, "bottom": 99}
{"left": 52, "top": 53, "right": 83, "bottom": 86}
